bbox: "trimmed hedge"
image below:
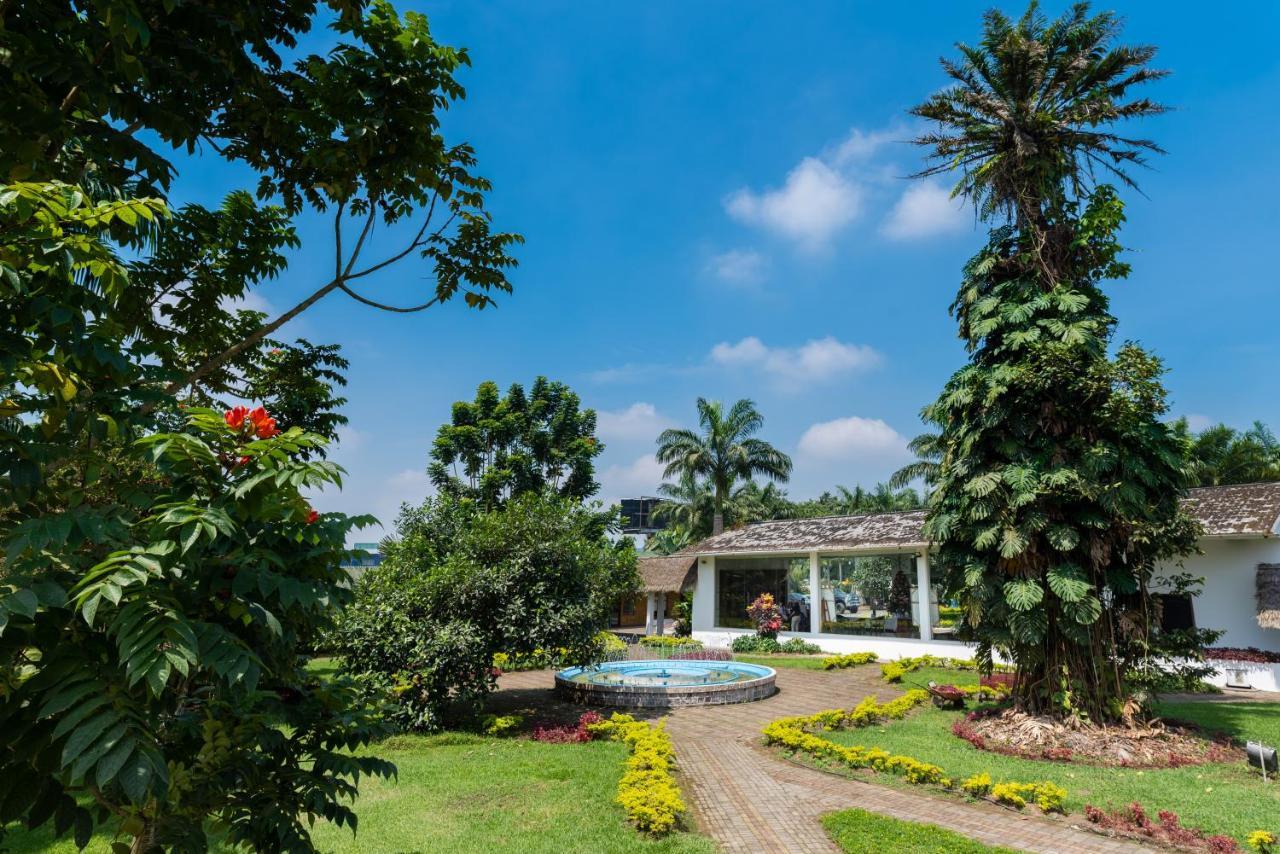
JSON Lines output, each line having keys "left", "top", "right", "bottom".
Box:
{"left": 639, "top": 635, "right": 703, "bottom": 650}
{"left": 761, "top": 691, "right": 1065, "bottom": 815}
{"left": 587, "top": 713, "right": 687, "bottom": 835}
{"left": 822, "top": 652, "right": 878, "bottom": 670}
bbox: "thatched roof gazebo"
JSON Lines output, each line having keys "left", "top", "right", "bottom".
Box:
{"left": 635, "top": 555, "right": 696, "bottom": 635}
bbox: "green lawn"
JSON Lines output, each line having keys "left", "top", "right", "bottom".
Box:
{"left": 814, "top": 684, "right": 1280, "bottom": 843}
{"left": 2, "top": 733, "right": 713, "bottom": 854}
{"left": 822, "top": 808, "right": 1020, "bottom": 854}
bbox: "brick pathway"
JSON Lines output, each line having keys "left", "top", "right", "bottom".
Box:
{"left": 493, "top": 664, "right": 1149, "bottom": 853}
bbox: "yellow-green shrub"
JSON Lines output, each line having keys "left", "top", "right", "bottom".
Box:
{"left": 960, "top": 772, "right": 992, "bottom": 796}
{"left": 822, "top": 652, "right": 878, "bottom": 670}
{"left": 762, "top": 694, "right": 1067, "bottom": 813}
{"left": 1248, "top": 830, "right": 1277, "bottom": 853}
{"left": 588, "top": 713, "right": 686, "bottom": 835}
{"left": 479, "top": 714, "right": 523, "bottom": 736}
{"left": 990, "top": 781, "right": 1066, "bottom": 813}
{"left": 879, "top": 655, "right": 1013, "bottom": 683}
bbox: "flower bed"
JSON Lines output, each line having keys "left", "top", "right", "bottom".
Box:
{"left": 1084, "top": 802, "right": 1245, "bottom": 852}
{"left": 880, "top": 655, "right": 1013, "bottom": 683}
{"left": 761, "top": 691, "right": 1063, "bottom": 814}
{"left": 586, "top": 712, "right": 687, "bottom": 835}
{"left": 952, "top": 707, "right": 1236, "bottom": 768}
{"left": 639, "top": 635, "right": 703, "bottom": 650}
{"left": 822, "top": 652, "right": 878, "bottom": 670}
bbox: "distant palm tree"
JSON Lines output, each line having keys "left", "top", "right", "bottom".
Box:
{"left": 652, "top": 473, "right": 714, "bottom": 536}
{"left": 889, "top": 433, "right": 943, "bottom": 494}
{"left": 656, "top": 398, "right": 792, "bottom": 536}
{"left": 911, "top": 2, "right": 1168, "bottom": 274}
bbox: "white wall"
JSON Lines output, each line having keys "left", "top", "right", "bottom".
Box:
{"left": 1156, "top": 537, "right": 1280, "bottom": 653}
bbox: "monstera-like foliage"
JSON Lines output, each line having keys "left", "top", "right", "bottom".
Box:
{"left": 917, "top": 189, "right": 1198, "bottom": 719}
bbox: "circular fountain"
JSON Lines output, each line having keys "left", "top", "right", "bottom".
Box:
{"left": 555, "top": 659, "right": 777, "bottom": 708}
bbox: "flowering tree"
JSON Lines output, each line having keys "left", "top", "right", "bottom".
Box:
{"left": 747, "top": 593, "right": 783, "bottom": 639}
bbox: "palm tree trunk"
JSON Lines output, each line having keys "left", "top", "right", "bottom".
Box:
{"left": 712, "top": 511, "right": 723, "bottom": 536}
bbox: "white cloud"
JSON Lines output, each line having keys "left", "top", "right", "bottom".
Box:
{"left": 725, "top": 158, "right": 861, "bottom": 251}
{"left": 598, "top": 454, "right": 665, "bottom": 505}
{"left": 797, "top": 416, "right": 910, "bottom": 461}
{"left": 881, "top": 181, "right": 969, "bottom": 240}
{"left": 830, "top": 126, "right": 901, "bottom": 166}
{"left": 709, "top": 336, "right": 881, "bottom": 386}
{"left": 706, "top": 248, "right": 768, "bottom": 285}
{"left": 596, "top": 403, "right": 674, "bottom": 443}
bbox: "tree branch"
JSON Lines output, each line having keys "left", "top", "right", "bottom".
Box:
{"left": 336, "top": 283, "right": 440, "bottom": 313}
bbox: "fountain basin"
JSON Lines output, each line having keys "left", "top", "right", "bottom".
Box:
{"left": 555, "top": 659, "right": 776, "bottom": 708}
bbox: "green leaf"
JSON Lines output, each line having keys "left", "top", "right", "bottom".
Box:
{"left": 95, "top": 739, "right": 137, "bottom": 789}
{"left": 3, "top": 588, "right": 39, "bottom": 619}
{"left": 119, "top": 755, "right": 153, "bottom": 804}
{"left": 1003, "top": 579, "right": 1044, "bottom": 611}
{"left": 1064, "top": 595, "right": 1103, "bottom": 625}
{"left": 1046, "top": 565, "right": 1091, "bottom": 603}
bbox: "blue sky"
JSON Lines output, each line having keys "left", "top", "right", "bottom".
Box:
{"left": 170, "top": 1, "right": 1280, "bottom": 534}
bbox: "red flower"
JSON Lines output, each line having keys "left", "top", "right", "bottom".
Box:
{"left": 224, "top": 406, "right": 249, "bottom": 430}
{"left": 305, "top": 508, "right": 319, "bottom": 524}
{"left": 247, "top": 406, "right": 278, "bottom": 439}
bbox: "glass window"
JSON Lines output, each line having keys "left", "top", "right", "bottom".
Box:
{"left": 818, "top": 554, "right": 923, "bottom": 637}
{"left": 717, "top": 557, "right": 812, "bottom": 631}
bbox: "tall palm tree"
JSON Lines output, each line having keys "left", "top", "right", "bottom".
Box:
{"left": 655, "top": 398, "right": 792, "bottom": 536}
{"left": 911, "top": 2, "right": 1167, "bottom": 275}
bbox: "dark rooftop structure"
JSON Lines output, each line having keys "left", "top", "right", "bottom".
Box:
{"left": 685, "top": 482, "right": 1280, "bottom": 555}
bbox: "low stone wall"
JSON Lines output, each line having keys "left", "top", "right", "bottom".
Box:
{"left": 555, "top": 670, "right": 776, "bottom": 708}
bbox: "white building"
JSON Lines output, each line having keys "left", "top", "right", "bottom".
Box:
{"left": 674, "top": 482, "right": 1280, "bottom": 691}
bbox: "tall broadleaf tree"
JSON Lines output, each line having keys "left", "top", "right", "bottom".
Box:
{"left": 655, "top": 399, "right": 792, "bottom": 536}
{"left": 902, "top": 2, "right": 1198, "bottom": 720}
{"left": 1, "top": 1, "right": 520, "bottom": 849}
{"left": 428, "top": 378, "right": 602, "bottom": 509}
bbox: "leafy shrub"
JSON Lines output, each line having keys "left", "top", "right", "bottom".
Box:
{"left": 639, "top": 635, "right": 703, "bottom": 649}
{"left": 1248, "top": 831, "right": 1277, "bottom": 853}
{"left": 480, "top": 714, "right": 523, "bottom": 736}
{"left": 762, "top": 693, "right": 1070, "bottom": 813}
{"left": 587, "top": 713, "right": 686, "bottom": 834}
{"left": 961, "top": 772, "right": 993, "bottom": 797}
{"left": 495, "top": 631, "right": 626, "bottom": 672}
{"left": 880, "top": 655, "right": 1012, "bottom": 683}
{"left": 333, "top": 493, "right": 638, "bottom": 730}
{"left": 990, "top": 781, "right": 1066, "bottom": 812}
{"left": 780, "top": 637, "right": 822, "bottom": 654}
{"left": 731, "top": 635, "right": 782, "bottom": 653}
{"left": 0, "top": 402, "right": 394, "bottom": 850}
{"left": 823, "top": 652, "right": 878, "bottom": 670}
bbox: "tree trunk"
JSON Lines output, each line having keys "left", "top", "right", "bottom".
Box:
{"left": 711, "top": 512, "right": 724, "bottom": 536}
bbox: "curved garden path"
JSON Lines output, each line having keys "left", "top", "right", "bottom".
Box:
{"left": 492, "top": 665, "right": 1147, "bottom": 853}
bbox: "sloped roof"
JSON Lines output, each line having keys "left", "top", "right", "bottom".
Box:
{"left": 636, "top": 555, "right": 697, "bottom": 592}
{"left": 685, "top": 509, "right": 928, "bottom": 555}
{"left": 684, "top": 482, "right": 1280, "bottom": 556}
{"left": 1183, "top": 482, "right": 1280, "bottom": 538}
